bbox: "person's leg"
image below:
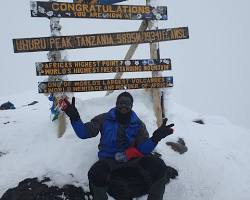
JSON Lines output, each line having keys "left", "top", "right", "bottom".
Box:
{"left": 137, "top": 156, "right": 175, "bottom": 200}
{"left": 88, "top": 159, "right": 116, "bottom": 200}
{"left": 146, "top": 175, "right": 168, "bottom": 200}
{"left": 108, "top": 162, "right": 136, "bottom": 200}
{"left": 89, "top": 183, "right": 108, "bottom": 200}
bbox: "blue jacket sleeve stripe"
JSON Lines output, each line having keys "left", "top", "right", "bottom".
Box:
{"left": 71, "top": 120, "right": 88, "bottom": 139}
{"left": 137, "top": 138, "right": 156, "bottom": 155}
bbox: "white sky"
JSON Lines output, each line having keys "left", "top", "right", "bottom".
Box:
{"left": 0, "top": 0, "right": 250, "bottom": 129}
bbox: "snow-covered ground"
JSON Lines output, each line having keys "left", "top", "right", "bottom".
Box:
{"left": 0, "top": 90, "right": 250, "bottom": 200}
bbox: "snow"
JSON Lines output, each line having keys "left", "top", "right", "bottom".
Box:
{"left": 0, "top": 90, "right": 250, "bottom": 200}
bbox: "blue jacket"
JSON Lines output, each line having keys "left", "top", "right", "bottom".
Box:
{"left": 71, "top": 108, "right": 156, "bottom": 159}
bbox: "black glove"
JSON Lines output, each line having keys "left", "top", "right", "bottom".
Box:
{"left": 151, "top": 118, "right": 174, "bottom": 144}
{"left": 62, "top": 97, "right": 80, "bottom": 122}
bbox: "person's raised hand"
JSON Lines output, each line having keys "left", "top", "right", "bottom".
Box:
{"left": 151, "top": 118, "right": 174, "bottom": 143}
{"left": 61, "top": 97, "right": 80, "bottom": 122}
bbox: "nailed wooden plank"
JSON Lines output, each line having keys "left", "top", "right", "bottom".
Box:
{"left": 13, "top": 27, "right": 189, "bottom": 53}
{"left": 38, "top": 77, "right": 173, "bottom": 93}
{"left": 36, "top": 58, "right": 171, "bottom": 76}
{"left": 30, "top": 1, "right": 167, "bottom": 20}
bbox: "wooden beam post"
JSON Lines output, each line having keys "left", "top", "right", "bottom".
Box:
{"left": 105, "top": 20, "right": 148, "bottom": 96}
{"left": 146, "top": 0, "right": 163, "bottom": 127}
{"left": 47, "top": 0, "right": 68, "bottom": 137}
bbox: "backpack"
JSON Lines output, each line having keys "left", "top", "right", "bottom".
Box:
{"left": 108, "top": 164, "right": 152, "bottom": 199}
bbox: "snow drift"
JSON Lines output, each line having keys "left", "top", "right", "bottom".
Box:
{"left": 0, "top": 90, "right": 250, "bottom": 200}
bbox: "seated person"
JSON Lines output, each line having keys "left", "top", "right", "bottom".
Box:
{"left": 62, "top": 92, "right": 175, "bottom": 200}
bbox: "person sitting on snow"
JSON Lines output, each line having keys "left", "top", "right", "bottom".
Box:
{"left": 62, "top": 91, "right": 177, "bottom": 200}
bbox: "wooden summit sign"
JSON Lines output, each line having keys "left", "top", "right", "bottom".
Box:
{"left": 38, "top": 77, "right": 173, "bottom": 93}
{"left": 30, "top": 1, "right": 167, "bottom": 20}
{"left": 13, "top": 27, "right": 189, "bottom": 53}
{"left": 36, "top": 58, "right": 171, "bottom": 76}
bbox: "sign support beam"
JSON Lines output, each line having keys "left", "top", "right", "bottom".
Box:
{"left": 47, "top": 0, "right": 68, "bottom": 138}
{"left": 147, "top": 0, "right": 163, "bottom": 127}
{"left": 105, "top": 20, "right": 149, "bottom": 96}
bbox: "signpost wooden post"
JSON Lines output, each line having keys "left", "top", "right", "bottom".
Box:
{"left": 46, "top": 0, "right": 68, "bottom": 138}
{"left": 147, "top": 0, "right": 162, "bottom": 127}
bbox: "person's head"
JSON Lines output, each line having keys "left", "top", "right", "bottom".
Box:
{"left": 115, "top": 92, "right": 133, "bottom": 124}
{"left": 116, "top": 92, "right": 133, "bottom": 114}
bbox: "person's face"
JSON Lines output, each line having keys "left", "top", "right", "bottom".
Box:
{"left": 116, "top": 96, "right": 133, "bottom": 114}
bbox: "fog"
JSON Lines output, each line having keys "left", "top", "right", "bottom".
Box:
{"left": 0, "top": 0, "right": 249, "bottom": 129}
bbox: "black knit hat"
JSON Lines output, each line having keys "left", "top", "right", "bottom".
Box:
{"left": 116, "top": 92, "right": 133, "bottom": 104}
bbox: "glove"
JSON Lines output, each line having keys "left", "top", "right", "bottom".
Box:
{"left": 61, "top": 97, "right": 80, "bottom": 122}
{"left": 151, "top": 118, "right": 174, "bottom": 144}
{"left": 125, "top": 147, "right": 143, "bottom": 160}
{"left": 115, "top": 147, "right": 143, "bottom": 162}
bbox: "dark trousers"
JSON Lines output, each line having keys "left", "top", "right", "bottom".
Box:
{"left": 88, "top": 155, "right": 171, "bottom": 200}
